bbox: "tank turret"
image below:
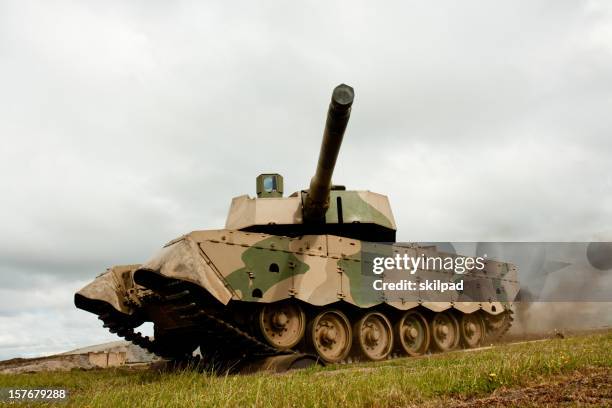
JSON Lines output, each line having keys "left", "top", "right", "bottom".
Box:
{"left": 225, "top": 83, "right": 396, "bottom": 241}
{"left": 303, "top": 84, "right": 354, "bottom": 222}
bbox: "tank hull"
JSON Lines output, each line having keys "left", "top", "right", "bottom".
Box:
{"left": 75, "top": 230, "right": 518, "bottom": 362}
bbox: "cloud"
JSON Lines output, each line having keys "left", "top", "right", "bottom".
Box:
{"left": 0, "top": 0, "right": 611, "bottom": 358}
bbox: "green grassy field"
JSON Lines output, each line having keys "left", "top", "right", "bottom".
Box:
{"left": 1, "top": 331, "right": 610, "bottom": 407}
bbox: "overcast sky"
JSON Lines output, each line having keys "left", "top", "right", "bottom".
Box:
{"left": 0, "top": 1, "right": 611, "bottom": 359}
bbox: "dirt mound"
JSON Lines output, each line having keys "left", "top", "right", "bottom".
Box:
{"left": 0, "top": 354, "right": 97, "bottom": 374}
{"left": 0, "top": 341, "right": 157, "bottom": 374}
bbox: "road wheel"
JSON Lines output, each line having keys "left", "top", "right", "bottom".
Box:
{"left": 431, "top": 311, "right": 460, "bottom": 352}
{"left": 307, "top": 309, "right": 352, "bottom": 363}
{"left": 395, "top": 310, "right": 430, "bottom": 356}
{"left": 259, "top": 301, "right": 306, "bottom": 349}
{"left": 353, "top": 312, "right": 393, "bottom": 361}
{"left": 460, "top": 313, "right": 486, "bottom": 348}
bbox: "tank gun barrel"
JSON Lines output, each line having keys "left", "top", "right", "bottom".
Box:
{"left": 303, "top": 84, "right": 354, "bottom": 222}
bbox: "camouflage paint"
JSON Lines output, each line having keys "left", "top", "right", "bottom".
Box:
{"left": 339, "top": 256, "right": 380, "bottom": 306}
{"left": 224, "top": 236, "right": 310, "bottom": 301}
{"left": 326, "top": 191, "right": 395, "bottom": 229}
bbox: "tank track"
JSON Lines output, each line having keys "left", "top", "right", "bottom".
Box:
{"left": 99, "top": 279, "right": 286, "bottom": 362}
{"left": 484, "top": 309, "right": 514, "bottom": 340}
{"left": 99, "top": 277, "right": 514, "bottom": 364}
{"left": 99, "top": 315, "right": 167, "bottom": 357}
{"left": 499, "top": 310, "right": 514, "bottom": 337}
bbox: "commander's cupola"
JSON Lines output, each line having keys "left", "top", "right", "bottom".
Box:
{"left": 256, "top": 174, "right": 284, "bottom": 198}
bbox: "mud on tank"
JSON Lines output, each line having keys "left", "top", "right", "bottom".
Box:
{"left": 75, "top": 84, "right": 518, "bottom": 366}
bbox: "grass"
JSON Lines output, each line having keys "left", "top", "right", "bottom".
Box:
{"left": 0, "top": 331, "right": 610, "bottom": 407}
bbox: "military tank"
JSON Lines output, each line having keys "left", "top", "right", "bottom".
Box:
{"left": 75, "top": 84, "right": 519, "bottom": 366}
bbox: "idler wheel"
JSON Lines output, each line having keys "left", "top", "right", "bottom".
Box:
{"left": 460, "top": 313, "right": 486, "bottom": 348}
{"left": 307, "top": 309, "right": 352, "bottom": 363}
{"left": 354, "top": 312, "right": 393, "bottom": 361}
{"left": 259, "top": 301, "right": 305, "bottom": 349}
{"left": 483, "top": 311, "right": 513, "bottom": 340}
{"left": 395, "top": 310, "right": 430, "bottom": 356}
{"left": 431, "top": 311, "right": 460, "bottom": 352}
